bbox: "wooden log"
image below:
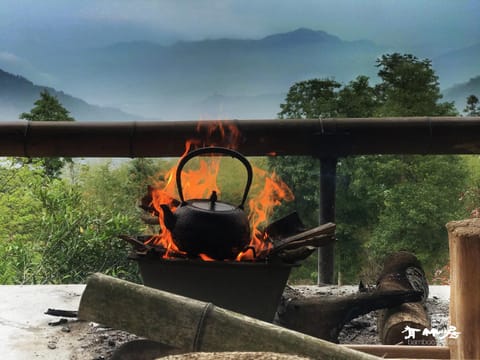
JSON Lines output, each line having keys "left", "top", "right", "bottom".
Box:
{"left": 446, "top": 219, "right": 480, "bottom": 360}
{"left": 271, "top": 223, "right": 336, "bottom": 252}
{"left": 44, "top": 308, "right": 78, "bottom": 318}
{"left": 78, "top": 273, "right": 378, "bottom": 360}
{"left": 345, "top": 344, "right": 450, "bottom": 359}
{"left": 376, "top": 251, "right": 435, "bottom": 345}
{"left": 275, "top": 288, "right": 422, "bottom": 343}
{"left": 276, "top": 246, "right": 316, "bottom": 263}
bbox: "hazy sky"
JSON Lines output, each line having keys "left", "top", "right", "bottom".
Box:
{"left": 0, "top": 0, "right": 479, "bottom": 52}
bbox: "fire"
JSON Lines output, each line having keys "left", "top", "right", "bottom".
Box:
{"left": 237, "top": 168, "right": 294, "bottom": 260}
{"left": 145, "top": 121, "right": 293, "bottom": 261}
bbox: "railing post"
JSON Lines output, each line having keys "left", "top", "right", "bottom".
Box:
{"left": 317, "top": 157, "right": 337, "bottom": 285}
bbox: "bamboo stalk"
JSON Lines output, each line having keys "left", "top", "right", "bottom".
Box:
{"left": 446, "top": 219, "right": 480, "bottom": 360}
{"left": 2, "top": 117, "right": 480, "bottom": 158}
{"left": 78, "top": 273, "right": 378, "bottom": 360}
{"left": 345, "top": 344, "right": 450, "bottom": 359}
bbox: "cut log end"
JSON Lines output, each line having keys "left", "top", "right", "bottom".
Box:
{"left": 376, "top": 251, "right": 434, "bottom": 345}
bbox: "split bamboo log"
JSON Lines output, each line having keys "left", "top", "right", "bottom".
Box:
{"left": 78, "top": 273, "right": 379, "bottom": 360}
{"left": 446, "top": 219, "right": 480, "bottom": 360}
{"left": 376, "top": 251, "right": 434, "bottom": 345}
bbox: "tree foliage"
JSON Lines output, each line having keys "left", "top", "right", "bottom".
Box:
{"left": 18, "top": 89, "right": 75, "bottom": 178}
{"left": 271, "top": 53, "right": 467, "bottom": 283}
{"left": 375, "top": 53, "right": 456, "bottom": 116}
{"left": 20, "top": 89, "right": 75, "bottom": 122}
{"left": 279, "top": 79, "right": 341, "bottom": 119}
{"left": 464, "top": 94, "right": 480, "bottom": 116}
{"left": 0, "top": 159, "right": 161, "bottom": 284}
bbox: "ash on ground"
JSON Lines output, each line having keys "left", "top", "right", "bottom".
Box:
{"left": 283, "top": 285, "right": 450, "bottom": 346}
{"left": 338, "top": 297, "right": 450, "bottom": 345}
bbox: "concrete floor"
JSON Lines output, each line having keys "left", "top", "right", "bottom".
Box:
{"left": 0, "top": 284, "right": 85, "bottom": 359}
{"left": 0, "top": 284, "right": 450, "bottom": 359}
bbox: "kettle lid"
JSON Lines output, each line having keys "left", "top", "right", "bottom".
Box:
{"left": 188, "top": 190, "right": 237, "bottom": 212}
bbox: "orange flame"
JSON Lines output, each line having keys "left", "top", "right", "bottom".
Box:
{"left": 236, "top": 168, "right": 294, "bottom": 261}
{"left": 146, "top": 121, "right": 293, "bottom": 261}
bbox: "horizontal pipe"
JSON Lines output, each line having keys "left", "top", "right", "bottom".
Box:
{"left": 1, "top": 117, "right": 480, "bottom": 157}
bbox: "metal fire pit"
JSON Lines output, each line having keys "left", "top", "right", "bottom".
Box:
{"left": 135, "top": 257, "right": 295, "bottom": 322}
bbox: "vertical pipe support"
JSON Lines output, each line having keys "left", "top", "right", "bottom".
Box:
{"left": 317, "top": 157, "right": 337, "bottom": 285}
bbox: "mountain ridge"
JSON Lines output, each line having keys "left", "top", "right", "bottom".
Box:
{"left": 1, "top": 27, "right": 479, "bottom": 120}
{"left": 0, "top": 69, "right": 142, "bottom": 121}
{"left": 443, "top": 75, "right": 480, "bottom": 112}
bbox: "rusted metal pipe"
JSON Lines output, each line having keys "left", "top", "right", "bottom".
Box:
{"left": 1, "top": 117, "right": 480, "bottom": 157}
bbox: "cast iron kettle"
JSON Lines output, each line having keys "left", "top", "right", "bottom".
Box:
{"left": 160, "top": 147, "right": 253, "bottom": 260}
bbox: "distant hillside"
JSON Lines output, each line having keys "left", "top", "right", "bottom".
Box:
{"left": 443, "top": 75, "right": 480, "bottom": 113}
{"left": 434, "top": 42, "right": 480, "bottom": 89}
{"left": 24, "top": 28, "right": 385, "bottom": 120}
{"left": 7, "top": 27, "right": 476, "bottom": 120}
{"left": 0, "top": 69, "right": 141, "bottom": 121}
{"left": 194, "top": 93, "right": 286, "bottom": 119}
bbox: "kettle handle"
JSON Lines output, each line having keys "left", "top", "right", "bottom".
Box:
{"left": 176, "top": 147, "right": 253, "bottom": 209}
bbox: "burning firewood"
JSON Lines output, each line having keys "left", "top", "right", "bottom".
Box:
{"left": 122, "top": 214, "right": 335, "bottom": 262}
{"left": 269, "top": 223, "right": 336, "bottom": 254}
{"left": 264, "top": 212, "right": 306, "bottom": 240}
{"left": 78, "top": 273, "right": 378, "bottom": 360}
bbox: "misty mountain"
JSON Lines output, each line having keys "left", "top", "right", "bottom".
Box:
{"left": 25, "top": 28, "right": 386, "bottom": 120}
{"left": 443, "top": 75, "right": 480, "bottom": 113}
{"left": 195, "top": 93, "right": 286, "bottom": 120}
{"left": 3, "top": 27, "right": 477, "bottom": 121}
{"left": 0, "top": 69, "right": 141, "bottom": 121}
{"left": 434, "top": 42, "right": 480, "bottom": 89}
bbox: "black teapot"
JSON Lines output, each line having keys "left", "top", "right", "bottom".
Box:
{"left": 160, "top": 147, "right": 253, "bottom": 260}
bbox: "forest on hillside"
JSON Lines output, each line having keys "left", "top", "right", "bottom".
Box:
{"left": 1, "top": 53, "right": 480, "bottom": 285}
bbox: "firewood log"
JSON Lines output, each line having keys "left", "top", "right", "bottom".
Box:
{"left": 275, "top": 287, "right": 422, "bottom": 343}
{"left": 376, "top": 251, "right": 435, "bottom": 345}
{"left": 78, "top": 273, "right": 378, "bottom": 360}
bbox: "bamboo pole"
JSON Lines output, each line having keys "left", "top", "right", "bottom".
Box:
{"left": 2, "top": 117, "right": 480, "bottom": 157}
{"left": 78, "top": 273, "right": 379, "bottom": 360}
{"left": 446, "top": 219, "right": 480, "bottom": 360}
{"left": 345, "top": 344, "right": 450, "bottom": 359}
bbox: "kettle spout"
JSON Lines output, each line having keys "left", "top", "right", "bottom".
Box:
{"left": 159, "top": 204, "right": 176, "bottom": 231}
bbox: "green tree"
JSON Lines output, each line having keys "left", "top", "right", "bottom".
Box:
{"left": 20, "top": 89, "right": 74, "bottom": 122}
{"left": 274, "top": 78, "right": 344, "bottom": 228}
{"left": 19, "top": 89, "right": 74, "bottom": 178}
{"left": 271, "top": 53, "right": 467, "bottom": 284}
{"left": 464, "top": 94, "right": 480, "bottom": 116}
{"left": 337, "top": 76, "right": 377, "bottom": 118}
{"left": 375, "top": 53, "right": 457, "bottom": 116}
{"left": 279, "top": 79, "right": 341, "bottom": 119}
